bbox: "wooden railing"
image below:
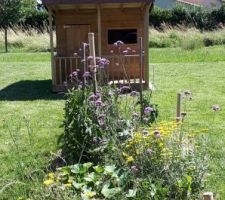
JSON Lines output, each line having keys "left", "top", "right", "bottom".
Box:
{"left": 53, "top": 54, "right": 144, "bottom": 91}
{"left": 104, "top": 54, "right": 144, "bottom": 85}
{"left": 53, "top": 56, "right": 82, "bottom": 87}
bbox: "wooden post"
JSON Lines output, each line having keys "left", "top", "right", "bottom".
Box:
{"left": 176, "top": 93, "right": 182, "bottom": 121}
{"left": 83, "top": 43, "right": 87, "bottom": 87}
{"left": 48, "top": 8, "right": 55, "bottom": 87}
{"left": 4, "top": 28, "right": 8, "bottom": 53}
{"left": 88, "top": 33, "right": 97, "bottom": 93}
{"left": 97, "top": 4, "right": 102, "bottom": 57}
{"left": 139, "top": 37, "right": 144, "bottom": 122}
{"left": 203, "top": 192, "right": 214, "bottom": 200}
{"left": 144, "top": 3, "right": 151, "bottom": 88}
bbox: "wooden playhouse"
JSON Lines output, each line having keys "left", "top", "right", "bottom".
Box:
{"left": 43, "top": 0, "right": 154, "bottom": 92}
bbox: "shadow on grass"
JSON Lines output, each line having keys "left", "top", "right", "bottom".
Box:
{"left": 0, "top": 80, "right": 65, "bottom": 101}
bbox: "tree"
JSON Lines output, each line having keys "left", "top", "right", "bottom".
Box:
{"left": 0, "top": 0, "right": 21, "bottom": 52}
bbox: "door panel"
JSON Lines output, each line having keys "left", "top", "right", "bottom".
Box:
{"left": 65, "top": 25, "right": 90, "bottom": 56}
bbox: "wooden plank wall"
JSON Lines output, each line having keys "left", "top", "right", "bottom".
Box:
{"left": 54, "top": 6, "right": 147, "bottom": 89}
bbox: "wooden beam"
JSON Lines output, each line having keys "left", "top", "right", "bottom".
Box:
{"left": 144, "top": 3, "right": 151, "bottom": 88}
{"left": 97, "top": 4, "right": 102, "bottom": 57}
{"left": 88, "top": 33, "right": 97, "bottom": 93}
{"left": 48, "top": 8, "right": 55, "bottom": 87}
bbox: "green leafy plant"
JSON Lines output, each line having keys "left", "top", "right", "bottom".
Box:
{"left": 43, "top": 163, "right": 135, "bottom": 199}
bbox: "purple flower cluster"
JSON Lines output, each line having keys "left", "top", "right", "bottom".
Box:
{"left": 114, "top": 40, "right": 124, "bottom": 47}
{"left": 144, "top": 107, "right": 154, "bottom": 115}
{"left": 130, "top": 91, "right": 139, "bottom": 97}
{"left": 97, "top": 58, "right": 110, "bottom": 68}
{"left": 146, "top": 148, "right": 152, "bottom": 155}
{"left": 131, "top": 165, "right": 138, "bottom": 172}
{"left": 98, "top": 114, "right": 106, "bottom": 126}
{"left": 119, "top": 85, "right": 131, "bottom": 94}
{"left": 154, "top": 130, "right": 161, "bottom": 138}
{"left": 212, "top": 104, "right": 220, "bottom": 111}
{"left": 83, "top": 71, "right": 91, "bottom": 78}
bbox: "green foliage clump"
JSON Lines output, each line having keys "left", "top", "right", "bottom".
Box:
{"left": 150, "top": 5, "right": 225, "bottom": 30}
{"left": 43, "top": 163, "right": 136, "bottom": 199}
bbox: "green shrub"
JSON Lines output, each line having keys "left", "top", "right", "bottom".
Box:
{"left": 43, "top": 163, "right": 136, "bottom": 199}
{"left": 150, "top": 5, "right": 225, "bottom": 30}
{"left": 120, "top": 121, "right": 208, "bottom": 199}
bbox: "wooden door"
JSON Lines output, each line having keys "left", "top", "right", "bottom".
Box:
{"left": 65, "top": 25, "right": 90, "bottom": 56}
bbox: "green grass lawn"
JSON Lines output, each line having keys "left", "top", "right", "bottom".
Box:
{"left": 1, "top": 46, "right": 225, "bottom": 199}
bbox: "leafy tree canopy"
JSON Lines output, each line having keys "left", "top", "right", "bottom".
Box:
{"left": 0, "top": 0, "right": 22, "bottom": 28}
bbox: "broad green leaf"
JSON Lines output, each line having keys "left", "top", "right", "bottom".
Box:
{"left": 93, "top": 165, "right": 104, "bottom": 173}
{"left": 84, "top": 172, "right": 95, "bottom": 182}
{"left": 126, "top": 189, "right": 137, "bottom": 198}
{"left": 72, "top": 181, "right": 84, "bottom": 190}
{"left": 83, "top": 162, "right": 93, "bottom": 171}
{"left": 101, "top": 183, "right": 121, "bottom": 198}
{"left": 104, "top": 165, "right": 116, "bottom": 176}
{"left": 186, "top": 175, "right": 192, "bottom": 184}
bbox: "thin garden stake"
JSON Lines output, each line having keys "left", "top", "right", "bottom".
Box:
{"left": 139, "top": 37, "right": 144, "bottom": 122}
{"left": 88, "top": 33, "right": 97, "bottom": 93}
{"left": 83, "top": 42, "right": 87, "bottom": 88}
{"left": 176, "top": 93, "right": 182, "bottom": 122}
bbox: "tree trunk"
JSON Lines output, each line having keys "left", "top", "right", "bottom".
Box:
{"left": 4, "top": 28, "right": 8, "bottom": 53}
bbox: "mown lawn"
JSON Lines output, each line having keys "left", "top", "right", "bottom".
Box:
{"left": 0, "top": 46, "right": 225, "bottom": 199}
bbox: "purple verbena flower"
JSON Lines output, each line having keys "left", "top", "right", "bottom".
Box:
{"left": 130, "top": 91, "right": 139, "bottom": 97}
{"left": 95, "top": 99, "right": 103, "bottom": 107}
{"left": 154, "top": 130, "right": 161, "bottom": 138}
{"left": 72, "top": 71, "right": 78, "bottom": 76}
{"left": 98, "top": 114, "right": 106, "bottom": 126}
{"left": 143, "top": 130, "right": 149, "bottom": 136}
{"left": 212, "top": 104, "right": 220, "bottom": 111}
{"left": 98, "top": 58, "right": 110, "bottom": 68}
{"left": 132, "top": 112, "right": 139, "bottom": 118}
{"left": 83, "top": 71, "right": 90, "bottom": 78}
{"left": 131, "top": 165, "right": 138, "bottom": 172}
{"left": 99, "top": 139, "right": 108, "bottom": 145}
{"left": 87, "top": 56, "right": 93, "bottom": 61}
{"left": 114, "top": 40, "right": 124, "bottom": 47}
{"left": 123, "top": 50, "right": 128, "bottom": 54}
{"left": 120, "top": 85, "right": 131, "bottom": 93}
{"left": 144, "top": 107, "right": 153, "bottom": 114}
{"left": 108, "top": 91, "right": 114, "bottom": 97}
{"left": 146, "top": 148, "right": 152, "bottom": 155}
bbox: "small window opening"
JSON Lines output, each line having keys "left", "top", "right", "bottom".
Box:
{"left": 108, "top": 29, "right": 137, "bottom": 44}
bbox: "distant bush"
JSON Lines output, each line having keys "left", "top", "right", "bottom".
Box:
{"left": 149, "top": 26, "right": 225, "bottom": 49}
{"left": 150, "top": 5, "right": 225, "bottom": 30}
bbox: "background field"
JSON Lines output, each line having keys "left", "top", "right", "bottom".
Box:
{"left": 0, "top": 45, "right": 225, "bottom": 198}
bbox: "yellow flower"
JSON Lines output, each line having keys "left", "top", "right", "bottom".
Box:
{"left": 65, "top": 183, "right": 72, "bottom": 187}
{"left": 48, "top": 172, "right": 54, "bottom": 179}
{"left": 136, "top": 149, "right": 141, "bottom": 155}
{"left": 43, "top": 179, "right": 54, "bottom": 186}
{"left": 126, "top": 156, "right": 134, "bottom": 163}
{"left": 122, "top": 152, "right": 129, "bottom": 157}
{"left": 68, "top": 179, "right": 73, "bottom": 183}
{"left": 86, "top": 191, "right": 96, "bottom": 198}
{"left": 158, "top": 142, "right": 164, "bottom": 148}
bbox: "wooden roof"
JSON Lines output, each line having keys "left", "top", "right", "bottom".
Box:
{"left": 43, "top": 0, "right": 152, "bottom": 4}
